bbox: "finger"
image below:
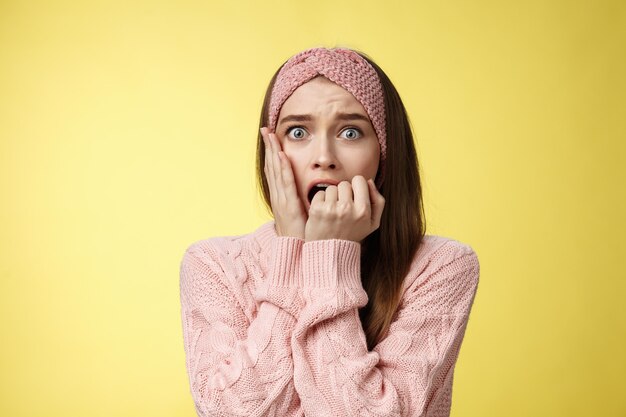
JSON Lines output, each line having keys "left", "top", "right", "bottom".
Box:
{"left": 269, "top": 131, "right": 283, "bottom": 152}
{"left": 352, "top": 175, "right": 371, "bottom": 208}
{"left": 270, "top": 134, "right": 294, "bottom": 210}
{"left": 260, "top": 127, "right": 269, "bottom": 162}
{"left": 310, "top": 188, "right": 325, "bottom": 207}
{"left": 262, "top": 128, "right": 279, "bottom": 206}
{"left": 367, "top": 179, "right": 385, "bottom": 225}
{"left": 269, "top": 132, "right": 283, "bottom": 165}
{"left": 269, "top": 133, "right": 286, "bottom": 202}
{"left": 260, "top": 127, "right": 269, "bottom": 148}
{"left": 324, "top": 185, "right": 338, "bottom": 203}
{"left": 337, "top": 181, "right": 353, "bottom": 204}
{"left": 264, "top": 127, "right": 275, "bottom": 153}
{"left": 278, "top": 151, "right": 299, "bottom": 200}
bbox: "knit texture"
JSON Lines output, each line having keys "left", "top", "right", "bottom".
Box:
{"left": 269, "top": 47, "right": 387, "bottom": 163}
{"left": 179, "top": 222, "right": 480, "bottom": 417}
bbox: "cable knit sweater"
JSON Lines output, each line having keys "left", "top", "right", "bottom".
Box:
{"left": 179, "top": 221, "right": 480, "bottom": 417}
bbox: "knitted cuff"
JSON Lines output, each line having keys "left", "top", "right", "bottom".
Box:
{"left": 266, "top": 236, "right": 304, "bottom": 287}
{"left": 301, "top": 239, "right": 362, "bottom": 289}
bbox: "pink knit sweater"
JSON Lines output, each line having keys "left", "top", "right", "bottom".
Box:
{"left": 179, "top": 222, "right": 479, "bottom": 416}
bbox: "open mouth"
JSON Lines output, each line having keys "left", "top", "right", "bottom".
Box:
{"left": 307, "top": 184, "right": 331, "bottom": 203}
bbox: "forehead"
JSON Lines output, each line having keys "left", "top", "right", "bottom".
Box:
{"left": 280, "top": 76, "right": 366, "bottom": 113}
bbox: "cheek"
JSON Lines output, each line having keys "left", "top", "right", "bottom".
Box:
{"left": 349, "top": 146, "right": 380, "bottom": 178}
{"left": 361, "top": 160, "right": 379, "bottom": 180}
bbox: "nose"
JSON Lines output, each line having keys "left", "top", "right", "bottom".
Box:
{"left": 310, "top": 135, "right": 338, "bottom": 170}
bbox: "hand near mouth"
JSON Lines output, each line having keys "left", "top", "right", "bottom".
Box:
{"left": 305, "top": 175, "right": 385, "bottom": 243}
{"left": 261, "top": 127, "right": 307, "bottom": 240}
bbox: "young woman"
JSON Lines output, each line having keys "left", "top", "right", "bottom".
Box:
{"left": 180, "top": 47, "right": 480, "bottom": 416}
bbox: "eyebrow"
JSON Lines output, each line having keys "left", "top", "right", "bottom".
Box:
{"left": 277, "top": 112, "right": 371, "bottom": 125}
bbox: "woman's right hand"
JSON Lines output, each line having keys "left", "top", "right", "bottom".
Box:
{"left": 261, "top": 127, "right": 306, "bottom": 239}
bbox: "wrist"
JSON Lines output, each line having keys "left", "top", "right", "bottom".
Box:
{"left": 275, "top": 222, "right": 305, "bottom": 240}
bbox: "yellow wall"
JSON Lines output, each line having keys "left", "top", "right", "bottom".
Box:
{"left": 1, "top": 1, "right": 624, "bottom": 416}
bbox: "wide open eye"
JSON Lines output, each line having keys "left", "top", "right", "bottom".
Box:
{"left": 340, "top": 128, "right": 362, "bottom": 140}
{"left": 287, "top": 127, "right": 307, "bottom": 140}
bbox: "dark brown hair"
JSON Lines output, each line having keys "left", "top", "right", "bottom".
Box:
{"left": 255, "top": 50, "right": 425, "bottom": 349}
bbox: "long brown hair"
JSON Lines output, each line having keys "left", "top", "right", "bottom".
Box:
{"left": 255, "top": 50, "right": 425, "bottom": 350}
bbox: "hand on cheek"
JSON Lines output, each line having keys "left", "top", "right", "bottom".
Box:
{"left": 261, "top": 127, "right": 306, "bottom": 239}
{"left": 304, "top": 175, "right": 385, "bottom": 243}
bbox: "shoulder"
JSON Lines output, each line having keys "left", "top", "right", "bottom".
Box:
{"left": 179, "top": 227, "right": 272, "bottom": 311}
{"left": 409, "top": 235, "right": 480, "bottom": 279}
{"left": 399, "top": 235, "right": 480, "bottom": 315}
{"left": 414, "top": 235, "right": 479, "bottom": 276}
{"left": 180, "top": 222, "right": 274, "bottom": 267}
{"left": 179, "top": 222, "right": 276, "bottom": 285}
{"left": 179, "top": 234, "right": 247, "bottom": 296}
{"left": 181, "top": 234, "right": 247, "bottom": 272}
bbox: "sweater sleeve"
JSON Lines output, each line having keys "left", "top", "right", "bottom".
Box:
{"left": 290, "top": 239, "right": 480, "bottom": 417}
{"left": 179, "top": 237, "right": 305, "bottom": 417}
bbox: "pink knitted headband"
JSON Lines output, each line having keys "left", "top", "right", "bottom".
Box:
{"left": 268, "top": 47, "right": 387, "bottom": 165}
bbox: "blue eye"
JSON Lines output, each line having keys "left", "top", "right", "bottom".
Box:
{"left": 287, "top": 127, "right": 307, "bottom": 140}
{"left": 341, "top": 128, "right": 362, "bottom": 140}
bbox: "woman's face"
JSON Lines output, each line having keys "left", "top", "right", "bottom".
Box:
{"left": 275, "top": 76, "right": 381, "bottom": 211}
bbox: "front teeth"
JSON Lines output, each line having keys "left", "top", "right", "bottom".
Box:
{"left": 316, "top": 183, "right": 331, "bottom": 188}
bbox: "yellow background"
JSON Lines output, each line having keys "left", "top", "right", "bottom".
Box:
{"left": 1, "top": 0, "right": 624, "bottom": 416}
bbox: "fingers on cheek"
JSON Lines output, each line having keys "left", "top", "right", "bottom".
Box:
{"left": 271, "top": 133, "right": 281, "bottom": 151}
{"left": 279, "top": 152, "right": 290, "bottom": 171}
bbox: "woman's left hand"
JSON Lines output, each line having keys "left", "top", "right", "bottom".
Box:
{"left": 304, "top": 175, "right": 385, "bottom": 242}
{"left": 261, "top": 127, "right": 307, "bottom": 239}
